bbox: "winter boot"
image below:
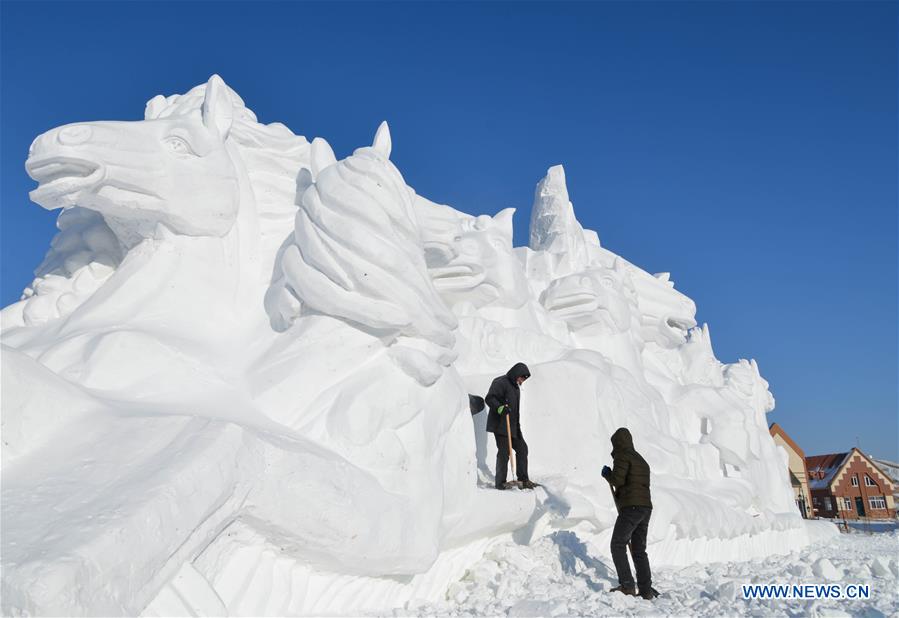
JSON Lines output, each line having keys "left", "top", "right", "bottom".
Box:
{"left": 639, "top": 587, "right": 660, "bottom": 600}
{"left": 611, "top": 585, "right": 637, "bottom": 596}
{"left": 520, "top": 480, "right": 538, "bottom": 489}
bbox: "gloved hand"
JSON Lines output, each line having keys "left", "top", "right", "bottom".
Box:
{"left": 498, "top": 404, "right": 508, "bottom": 415}
{"left": 601, "top": 465, "right": 612, "bottom": 479}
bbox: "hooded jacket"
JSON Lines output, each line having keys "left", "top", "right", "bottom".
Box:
{"left": 485, "top": 363, "right": 530, "bottom": 437}
{"left": 608, "top": 427, "right": 652, "bottom": 508}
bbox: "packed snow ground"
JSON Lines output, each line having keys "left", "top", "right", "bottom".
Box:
{"left": 401, "top": 523, "right": 899, "bottom": 617}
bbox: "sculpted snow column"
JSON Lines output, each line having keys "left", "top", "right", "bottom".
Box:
{"left": 529, "top": 164, "right": 590, "bottom": 274}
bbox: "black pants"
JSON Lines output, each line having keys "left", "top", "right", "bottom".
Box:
{"left": 494, "top": 432, "right": 529, "bottom": 487}
{"left": 610, "top": 505, "right": 652, "bottom": 589}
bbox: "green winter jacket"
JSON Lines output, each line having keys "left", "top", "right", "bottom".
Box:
{"left": 608, "top": 427, "right": 652, "bottom": 508}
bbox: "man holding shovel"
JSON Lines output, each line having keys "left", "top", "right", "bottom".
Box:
{"left": 485, "top": 362, "right": 536, "bottom": 490}
{"left": 602, "top": 427, "right": 658, "bottom": 600}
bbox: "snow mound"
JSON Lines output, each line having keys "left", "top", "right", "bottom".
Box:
{"left": 2, "top": 76, "right": 806, "bottom": 616}
{"left": 812, "top": 558, "right": 843, "bottom": 581}
{"left": 411, "top": 527, "right": 898, "bottom": 617}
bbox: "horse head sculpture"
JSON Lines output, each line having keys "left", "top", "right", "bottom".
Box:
{"left": 27, "top": 75, "right": 240, "bottom": 243}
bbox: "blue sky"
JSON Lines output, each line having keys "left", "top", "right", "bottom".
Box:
{"left": 2, "top": 2, "right": 896, "bottom": 459}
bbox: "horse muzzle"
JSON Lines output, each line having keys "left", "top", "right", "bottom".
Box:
{"left": 26, "top": 154, "right": 104, "bottom": 210}
{"left": 26, "top": 124, "right": 106, "bottom": 210}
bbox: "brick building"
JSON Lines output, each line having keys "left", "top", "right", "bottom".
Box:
{"left": 873, "top": 457, "right": 899, "bottom": 508}
{"left": 805, "top": 448, "right": 896, "bottom": 520}
{"left": 769, "top": 423, "right": 813, "bottom": 518}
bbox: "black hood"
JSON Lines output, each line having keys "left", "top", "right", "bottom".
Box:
{"left": 506, "top": 362, "right": 530, "bottom": 383}
{"left": 611, "top": 427, "right": 634, "bottom": 453}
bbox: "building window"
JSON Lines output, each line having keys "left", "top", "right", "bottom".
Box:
{"left": 843, "top": 497, "right": 853, "bottom": 510}
{"left": 851, "top": 475, "right": 859, "bottom": 487}
{"left": 865, "top": 475, "right": 877, "bottom": 487}
{"left": 824, "top": 497, "right": 833, "bottom": 511}
{"left": 869, "top": 496, "right": 886, "bottom": 510}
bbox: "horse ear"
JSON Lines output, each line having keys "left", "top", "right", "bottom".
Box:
{"left": 202, "top": 75, "right": 234, "bottom": 140}
{"left": 493, "top": 208, "right": 515, "bottom": 241}
{"left": 145, "top": 95, "right": 167, "bottom": 120}
{"left": 372, "top": 121, "right": 392, "bottom": 158}
{"left": 296, "top": 168, "right": 314, "bottom": 203}
{"left": 311, "top": 137, "right": 338, "bottom": 178}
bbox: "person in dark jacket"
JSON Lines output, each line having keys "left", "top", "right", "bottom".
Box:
{"left": 601, "top": 427, "right": 656, "bottom": 600}
{"left": 485, "top": 363, "right": 535, "bottom": 490}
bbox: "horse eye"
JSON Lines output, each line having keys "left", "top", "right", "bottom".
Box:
{"left": 164, "top": 136, "right": 197, "bottom": 156}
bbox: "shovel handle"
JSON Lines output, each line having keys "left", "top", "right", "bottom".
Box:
{"left": 606, "top": 477, "right": 635, "bottom": 555}
{"left": 505, "top": 413, "right": 516, "bottom": 480}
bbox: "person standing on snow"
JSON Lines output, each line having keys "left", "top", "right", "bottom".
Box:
{"left": 485, "top": 362, "right": 536, "bottom": 490}
{"left": 602, "top": 427, "right": 657, "bottom": 600}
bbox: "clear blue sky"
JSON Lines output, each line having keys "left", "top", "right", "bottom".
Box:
{"left": 2, "top": 2, "right": 896, "bottom": 460}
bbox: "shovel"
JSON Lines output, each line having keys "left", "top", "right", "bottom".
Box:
{"left": 605, "top": 477, "right": 633, "bottom": 553}
{"left": 505, "top": 413, "right": 519, "bottom": 488}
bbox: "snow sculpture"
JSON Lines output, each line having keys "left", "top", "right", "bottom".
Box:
{"left": 529, "top": 164, "right": 589, "bottom": 273}
{"left": 28, "top": 77, "right": 239, "bottom": 237}
{"left": 267, "top": 122, "right": 457, "bottom": 385}
{"left": 2, "top": 77, "right": 805, "bottom": 617}
{"left": 249, "top": 124, "right": 509, "bottom": 578}
{"left": 3, "top": 76, "right": 311, "bottom": 614}
{"left": 439, "top": 165, "right": 800, "bottom": 568}
{"left": 540, "top": 258, "right": 638, "bottom": 335}
{"left": 423, "top": 206, "right": 530, "bottom": 311}
{"left": 11, "top": 208, "right": 121, "bottom": 326}
{"left": 3, "top": 75, "right": 309, "bottom": 399}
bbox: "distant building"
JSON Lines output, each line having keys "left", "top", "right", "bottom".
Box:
{"left": 873, "top": 458, "right": 899, "bottom": 507}
{"left": 769, "top": 423, "right": 813, "bottom": 518}
{"left": 805, "top": 449, "right": 896, "bottom": 520}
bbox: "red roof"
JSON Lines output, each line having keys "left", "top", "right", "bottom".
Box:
{"left": 806, "top": 449, "right": 897, "bottom": 492}
{"left": 805, "top": 452, "right": 850, "bottom": 489}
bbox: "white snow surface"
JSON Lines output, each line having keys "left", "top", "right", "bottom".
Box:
{"left": 406, "top": 522, "right": 899, "bottom": 617}
{"left": 3, "top": 76, "right": 810, "bottom": 616}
